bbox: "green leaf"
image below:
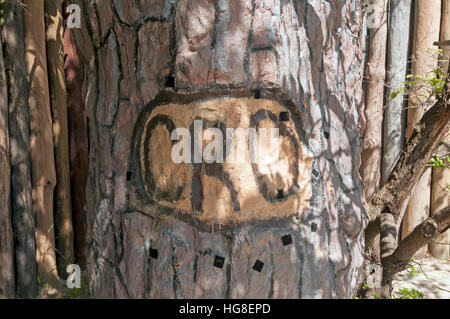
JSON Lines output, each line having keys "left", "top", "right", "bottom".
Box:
{"left": 398, "top": 288, "right": 424, "bottom": 299}
{"left": 372, "top": 292, "right": 382, "bottom": 299}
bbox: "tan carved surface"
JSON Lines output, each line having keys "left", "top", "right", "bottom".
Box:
{"left": 139, "top": 97, "right": 313, "bottom": 226}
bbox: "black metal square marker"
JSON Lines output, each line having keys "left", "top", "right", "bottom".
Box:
{"left": 149, "top": 248, "right": 158, "bottom": 259}
{"left": 126, "top": 171, "right": 132, "bottom": 181}
{"left": 254, "top": 89, "right": 261, "bottom": 99}
{"left": 252, "top": 260, "right": 264, "bottom": 272}
{"left": 277, "top": 189, "right": 284, "bottom": 200}
{"left": 165, "top": 76, "right": 175, "bottom": 87}
{"left": 311, "top": 223, "right": 317, "bottom": 232}
{"left": 281, "top": 234, "right": 292, "bottom": 246}
{"left": 312, "top": 169, "right": 319, "bottom": 178}
{"left": 213, "top": 255, "right": 225, "bottom": 269}
{"left": 279, "top": 111, "right": 290, "bottom": 122}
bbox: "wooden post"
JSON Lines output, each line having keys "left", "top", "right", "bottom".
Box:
{"left": 63, "top": 16, "right": 89, "bottom": 268}
{"left": 362, "top": 0, "right": 389, "bottom": 201}
{"left": 45, "top": 0, "right": 75, "bottom": 277}
{"left": 429, "top": 0, "right": 450, "bottom": 260}
{"left": 23, "top": 0, "right": 59, "bottom": 289}
{"left": 0, "top": 16, "right": 15, "bottom": 299}
{"left": 429, "top": 131, "right": 450, "bottom": 260}
{"left": 402, "top": 0, "right": 441, "bottom": 257}
{"left": 382, "top": 0, "right": 412, "bottom": 184}
{"left": 1, "top": 0, "right": 38, "bottom": 298}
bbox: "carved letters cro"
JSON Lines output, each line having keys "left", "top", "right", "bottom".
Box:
{"left": 136, "top": 96, "right": 313, "bottom": 228}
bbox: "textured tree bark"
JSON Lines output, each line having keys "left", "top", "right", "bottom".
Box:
{"left": 428, "top": 0, "right": 450, "bottom": 260}
{"left": 402, "top": 0, "right": 441, "bottom": 257}
{"left": 45, "top": 0, "right": 75, "bottom": 277}
{"left": 361, "top": 0, "right": 388, "bottom": 201}
{"left": 23, "top": 0, "right": 59, "bottom": 287}
{"left": 73, "top": 0, "right": 367, "bottom": 298}
{"left": 0, "top": 21, "right": 15, "bottom": 299}
{"left": 1, "top": 0, "right": 38, "bottom": 298}
{"left": 63, "top": 10, "right": 89, "bottom": 269}
{"left": 378, "top": 212, "right": 396, "bottom": 298}
{"left": 382, "top": 0, "right": 411, "bottom": 185}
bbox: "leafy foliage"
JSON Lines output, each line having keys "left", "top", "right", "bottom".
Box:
{"left": 429, "top": 155, "right": 450, "bottom": 169}
{"left": 397, "top": 288, "right": 424, "bottom": 299}
{"left": 408, "top": 264, "right": 419, "bottom": 276}
{"left": 390, "top": 49, "right": 447, "bottom": 104}
{"left": 372, "top": 292, "right": 382, "bottom": 299}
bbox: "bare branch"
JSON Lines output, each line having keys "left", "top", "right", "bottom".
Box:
{"left": 367, "top": 78, "right": 450, "bottom": 223}
{"left": 382, "top": 206, "right": 450, "bottom": 275}
{"left": 434, "top": 40, "right": 450, "bottom": 46}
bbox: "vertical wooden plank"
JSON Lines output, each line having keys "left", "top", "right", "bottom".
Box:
{"left": 45, "top": 0, "right": 74, "bottom": 277}
{"left": 428, "top": 134, "right": 450, "bottom": 259}
{"left": 23, "top": 0, "right": 59, "bottom": 288}
{"left": 362, "top": 0, "right": 388, "bottom": 201}
{"left": 439, "top": 0, "right": 450, "bottom": 74}
{"left": 0, "top": 18, "right": 15, "bottom": 299}
{"left": 382, "top": 0, "right": 412, "bottom": 184}
{"left": 429, "top": 0, "right": 450, "bottom": 260}
{"left": 1, "top": 0, "right": 38, "bottom": 298}
{"left": 63, "top": 12, "right": 89, "bottom": 269}
{"left": 405, "top": 1, "right": 442, "bottom": 140}
{"left": 401, "top": 0, "right": 441, "bottom": 257}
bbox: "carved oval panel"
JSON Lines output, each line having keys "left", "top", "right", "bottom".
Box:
{"left": 138, "top": 97, "right": 313, "bottom": 227}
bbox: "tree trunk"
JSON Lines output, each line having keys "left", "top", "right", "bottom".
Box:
{"left": 0, "top": 16, "right": 14, "bottom": 299}
{"left": 361, "top": 0, "right": 388, "bottom": 201}
{"left": 73, "top": 0, "right": 367, "bottom": 299}
{"left": 63, "top": 7, "right": 89, "bottom": 269}
{"left": 45, "top": 0, "right": 75, "bottom": 277}
{"left": 429, "top": 0, "right": 450, "bottom": 259}
{"left": 1, "top": 0, "right": 38, "bottom": 298}
{"left": 382, "top": 0, "right": 411, "bottom": 185}
{"left": 402, "top": 0, "right": 441, "bottom": 257}
{"left": 23, "top": 0, "right": 58, "bottom": 288}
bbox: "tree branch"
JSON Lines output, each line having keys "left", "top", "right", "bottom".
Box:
{"left": 364, "top": 60, "right": 449, "bottom": 259}
{"left": 382, "top": 206, "right": 450, "bottom": 276}
{"left": 434, "top": 40, "right": 450, "bottom": 46}
{"left": 367, "top": 77, "right": 450, "bottom": 223}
